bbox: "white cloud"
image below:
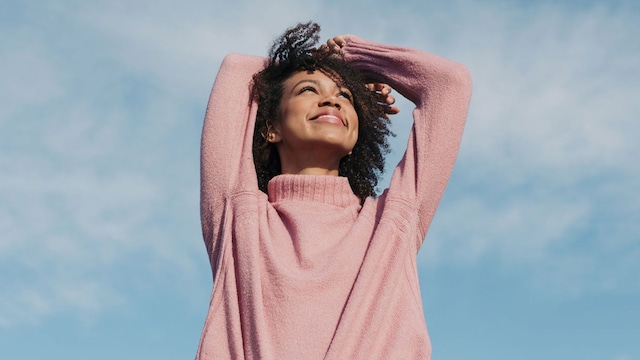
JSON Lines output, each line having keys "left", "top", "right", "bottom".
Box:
{"left": 1, "top": 0, "right": 638, "bottom": 327}
{"left": 0, "top": 0, "right": 326, "bottom": 328}
{"left": 416, "top": 2, "right": 640, "bottom": 297}
{"left": 459, "top": 3, "right": 639, "bottom": 177}
{"left": 50, "top": 0, "right": 323, "bottom": 96}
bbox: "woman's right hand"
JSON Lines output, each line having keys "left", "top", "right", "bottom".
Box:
{"left": 320, "top": 35, "right": 350, "bottom": 57}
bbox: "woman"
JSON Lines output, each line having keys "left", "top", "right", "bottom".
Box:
{"left": 197, "top": 22, "right": 472, "bottom": 359}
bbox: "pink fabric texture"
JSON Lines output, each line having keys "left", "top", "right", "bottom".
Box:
{"left": 197, "top": 36, "right": 472, "bottom": 359}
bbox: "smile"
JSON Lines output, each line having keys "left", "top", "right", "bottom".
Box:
{"left": 312, "top": 114, "right": 345, "bottom": 126}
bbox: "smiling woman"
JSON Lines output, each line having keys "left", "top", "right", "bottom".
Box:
{"left": 271, "top": 70, "right": 360, "bottom": 176}
{"left": 197, "top": 21, "right": 472, "bottom": 359}
{"left": 251, "top": 22, "right": 394, "bottom": 200}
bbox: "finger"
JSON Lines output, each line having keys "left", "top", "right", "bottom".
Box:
{"left": 327, "top": 35, "right": 349, "bottom": 50}
{"left": 375, "top": 83, "right": 392, "bottom": 95}
{"left": 386, "top": 106, "right": 400, "bottom": 115}
{"left": 372, "top": 86, "right": 394, "bottom": 102}
{"left": 325, "top": 39, "right": 339, "bottom": 52}
{"left": 385, "top": 94, "right": 396, "bottom": 105}
{"left": 373, "top": 92, "right": 391, "bottom": 104}
{"left": 366, "top": 83, "right": 384, "bottom": 93}
{"left": 334, "top": 36, "right": 347, "bottom": 47}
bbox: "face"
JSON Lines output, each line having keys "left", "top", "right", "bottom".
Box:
{"left": 270, "top": 70, "right": 359, "bottom": 170}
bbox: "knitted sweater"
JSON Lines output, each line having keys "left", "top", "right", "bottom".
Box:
{"left": 197, "top": 36, "right": 472, "bottom": 359}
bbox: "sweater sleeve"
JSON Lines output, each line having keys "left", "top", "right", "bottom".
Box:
{"left": 342, "top": 36, "right": 472, "bottom": 251}
{"left": 200, "top": 53, "right": 266, "bottom": 263}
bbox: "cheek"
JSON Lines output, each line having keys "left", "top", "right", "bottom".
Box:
{"left": 349, "top": 116, "right": 359, "bottom": 149}
{"left": 279, "top": 97, "right": 306, "bottom": 122}
{"left": 277, "top": 99, "right": 289, "bottom": 123}
{"left": 349, "top": 109, "right": 359, "bottom": 136}
{"left": 277, "top": 103, "right": 295, "bottom": 134}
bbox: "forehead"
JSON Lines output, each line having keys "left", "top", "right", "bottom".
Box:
{"left": 283, "top": 70, "right": 344, "bottom": 90}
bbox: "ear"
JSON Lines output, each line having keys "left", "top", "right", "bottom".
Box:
{"left": 266, "top": 123, "right": 282, "bottom": 143}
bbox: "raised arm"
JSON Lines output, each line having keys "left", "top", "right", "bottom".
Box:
{"left": 342, "top": 36, "right": 472, "bottom": 250}
{"left": 200, "top": 54, "right": 266, "bottom": 261}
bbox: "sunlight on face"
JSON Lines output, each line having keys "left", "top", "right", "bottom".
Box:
{"left": 271, "top": 70, "right": 359, "bottom": 175}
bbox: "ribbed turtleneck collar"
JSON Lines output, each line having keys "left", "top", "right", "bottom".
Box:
{"left": 267, "top": 174, "right": 361, "bottom": 208}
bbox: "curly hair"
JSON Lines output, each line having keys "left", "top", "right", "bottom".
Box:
{"left": 252, "top": 22, "right": 393, "bottom": 202}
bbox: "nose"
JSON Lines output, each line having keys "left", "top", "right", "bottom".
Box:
{"left": 319, "top": 94, "right": 341, "bottom": 109}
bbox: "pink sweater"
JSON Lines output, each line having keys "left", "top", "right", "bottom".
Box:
{"left": 197, "top": 36, "right": 472, "bottom": 359}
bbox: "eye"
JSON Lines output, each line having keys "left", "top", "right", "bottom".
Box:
{"left": 338, "top": 90, "right": 353, "bottom": 102}
{"left": 298, "top": 86, "right": 318, "bottom": 94}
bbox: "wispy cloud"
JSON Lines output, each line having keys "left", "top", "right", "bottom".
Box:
{"left": 0, "top": 0, "right": 329, "bottom": 329}
{"left": 417, "top": 1, "right": 640, "bottom": 298}
{"left": 1, "top": 0, "right": 638, "bottom": 330}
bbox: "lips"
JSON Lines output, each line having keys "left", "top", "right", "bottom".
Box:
{"left": 310, "top": 110, "right": 345, "bottom": 126}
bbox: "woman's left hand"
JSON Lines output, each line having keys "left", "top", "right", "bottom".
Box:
{"left": 323, "top": 36, "right": 400, "bottom": 116}
{"left": 367, "top": 83, "right": 400, "bottom": 117}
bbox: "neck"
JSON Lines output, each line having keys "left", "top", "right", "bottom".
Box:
{"left": 281, "top": 166, "right": 339, "bottom": 176}
{"left": 277, "top": 147, "right": 343, "bottom": 176}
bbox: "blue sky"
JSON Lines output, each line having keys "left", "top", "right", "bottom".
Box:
{"left": 1, "top": 0, "right": 638, "bottom": 359}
